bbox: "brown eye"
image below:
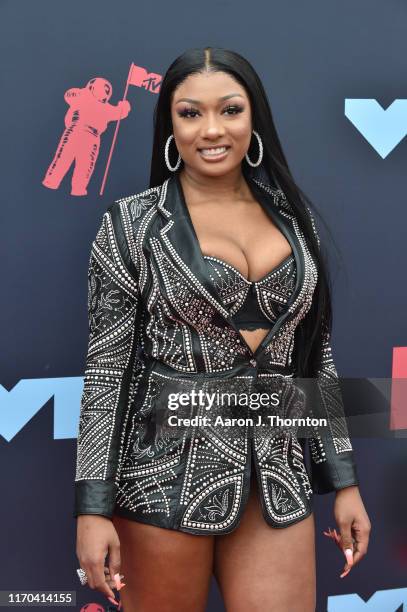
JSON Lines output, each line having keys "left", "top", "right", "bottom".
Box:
{"left": 177, "top": 104, "right": 244, "bottom": 119}
{"left": 223, "top": 105, "right": 244, "bottom": 115}
{"left": 178, "top": 107, "right": 199, "bottom": 118}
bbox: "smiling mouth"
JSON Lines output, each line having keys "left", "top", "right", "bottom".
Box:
{"left": 198, "top": 146, "right": 231, "bottom": 156}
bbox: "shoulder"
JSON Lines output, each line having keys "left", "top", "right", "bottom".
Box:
{"left": 98, "top": 181, "right": 166, "bottom": 275}
{"left": 106, "top": 182, "right": 164, "bottom": 226}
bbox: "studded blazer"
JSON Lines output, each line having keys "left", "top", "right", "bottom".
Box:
{"left": 73, "top": 172, "right": 359, "bottom": 534}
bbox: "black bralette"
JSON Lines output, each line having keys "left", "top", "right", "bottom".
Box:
{"left": 203, "top": 253, "right": 297, "bottom": 330}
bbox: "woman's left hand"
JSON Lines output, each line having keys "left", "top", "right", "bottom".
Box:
{"left": 325, "top": 485, "right": 371, "bottom": 578}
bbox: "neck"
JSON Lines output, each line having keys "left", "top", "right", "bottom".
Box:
{"left": 178, "top": 166, "right": 253, "bottom": 204}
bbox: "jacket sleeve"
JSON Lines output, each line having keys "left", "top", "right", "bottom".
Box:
{"left": 305, "top": 205, "right": 360, "bottom": 494}
{"left": 73, "top": 203, "right": 141, "bottom": 518}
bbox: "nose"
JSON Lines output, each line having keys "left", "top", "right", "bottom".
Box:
{"left": 201, "top": 112, "right": 225, "bottom": 138}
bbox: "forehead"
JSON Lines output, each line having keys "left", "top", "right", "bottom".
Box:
{"left": 172, "top": 71, "right": 248, "bottom": 104}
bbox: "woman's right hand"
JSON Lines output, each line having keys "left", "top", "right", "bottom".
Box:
{"left": 76, "top": 515, "right": 122, "bottom": 605}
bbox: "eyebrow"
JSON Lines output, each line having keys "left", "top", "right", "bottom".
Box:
{"left": 175, "top": 93, "right": 245, "bottom": 105}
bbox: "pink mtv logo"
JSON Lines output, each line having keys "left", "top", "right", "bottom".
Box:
{"left": 390, "top": 346, "right": 407, "bottom": 430}
{"left": 128, "top": 65, "right": 162, "bottom": 93}
{"left": 42, "top": 63, "right": 161, "bottom": 197}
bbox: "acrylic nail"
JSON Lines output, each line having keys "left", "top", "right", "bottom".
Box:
{"left": 114, "top": 572, "right": 126, "bottom": 591}
{"left": 344, "top": 548, "right": 354, "bottom": 564}
{"left": 108, "top": 595, "right": 119, "bottom": 607}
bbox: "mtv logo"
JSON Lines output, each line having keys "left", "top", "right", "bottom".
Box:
{"left": 390, "top": 346, "right": 407, "bottom": 430}
{"left": 345, "top": 99, "right": 407, "bottom": 158}
{"left": 128, "top": 64, "right": 162, "bottom": 94}
{"left": 328, "top": 587, "right": 407, "bottom": 611}
{"left": 0, "top": 377, "right": 84, "bottom": 441}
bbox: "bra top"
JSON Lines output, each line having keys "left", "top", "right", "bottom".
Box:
{"left": 203, "top": 253, "right": 297, "bottom": 331}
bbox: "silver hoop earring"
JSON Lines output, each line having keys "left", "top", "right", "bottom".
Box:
{"left": 165, "top": 134, "right": 182, "bottom": 172}
{"left": 245, "top": 129, "right": 263, "bottom": 167}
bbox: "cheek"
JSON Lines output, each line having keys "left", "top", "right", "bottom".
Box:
{"left": 229, "top": 119, "right": 252, "bottom": 143}
{"left": 172, "top": 118, "right": 198, "bottom": 145}
{"left": 178, "top": 127, "right": 198, "bottom": 146}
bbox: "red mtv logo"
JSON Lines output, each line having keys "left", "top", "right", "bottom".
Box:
{"left": 128, "top": 64, "right": 162, "bottom": 93}
{"left": 390, "top": 346, "right": 407, "bottom": 430}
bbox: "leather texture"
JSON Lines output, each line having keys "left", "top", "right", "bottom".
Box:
{"left": 73, "top": 172, "right": 359, "bottom": 534}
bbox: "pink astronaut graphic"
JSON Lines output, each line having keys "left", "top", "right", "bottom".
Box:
{"left": 42, "top": 64, "right": 162, "bottom": 196}
{"left": 80, "top": 602, "right": 122, "bottom": 611}
{"left": 42, "top": 77, "right": 131, "bottom": 196}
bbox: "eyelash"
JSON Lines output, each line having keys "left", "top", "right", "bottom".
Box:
{"left": 177, "top": 105, "right": 244, "bottom": 119}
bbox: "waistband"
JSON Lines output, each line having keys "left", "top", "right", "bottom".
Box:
{"left": 139, "top": 354, "right": 294, "bottom": 381}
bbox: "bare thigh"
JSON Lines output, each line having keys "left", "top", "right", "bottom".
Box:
{"left": 111, "top": 515, "right": 214, "bottom": 612}
{"left": 213, "top": 471, "right": 316, "bottom": 612}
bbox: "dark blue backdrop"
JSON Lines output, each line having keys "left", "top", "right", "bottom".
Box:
{"left": 1, "top": 0, "right": 407, "bottom": 610}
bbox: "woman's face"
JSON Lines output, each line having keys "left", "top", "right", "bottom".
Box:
{"left": 170, "top": 70, "right": 253, "bottom": 177}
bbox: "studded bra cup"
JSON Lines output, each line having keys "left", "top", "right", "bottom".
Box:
{"left": 203, "top": 252, "right": 296, "bottom": 330}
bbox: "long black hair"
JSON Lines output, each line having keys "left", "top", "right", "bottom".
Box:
{"left": 149, "top": 46, "right": 339, "bottom": 378}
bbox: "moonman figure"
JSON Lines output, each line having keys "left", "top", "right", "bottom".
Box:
{"left": 42, "top": 77, "right": 131, "bottom": 196}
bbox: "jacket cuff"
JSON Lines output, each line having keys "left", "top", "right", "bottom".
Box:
{"left": 310, "top": 449, "right": 359, "bottom": 494}
{"left": 73, "top": 480, "right": 117, "bottom": 519}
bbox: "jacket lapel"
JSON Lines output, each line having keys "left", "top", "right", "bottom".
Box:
{"left": 154, "top": 173, "right": 305, "bottom": 360}
{"left": 247, "top": 177, "right": 305, "bottom": 358}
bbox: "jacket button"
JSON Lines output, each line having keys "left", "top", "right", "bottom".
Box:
{"left": 249, "top": 358, "right": 257, "bottom": 367}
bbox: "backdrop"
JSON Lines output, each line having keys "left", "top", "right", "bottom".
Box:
{"left": 1, "top": 0, "right": 407, "bottom": 610}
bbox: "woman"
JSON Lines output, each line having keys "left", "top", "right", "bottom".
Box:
{"left": 74, "top": 47, "right": 371, "bottom": 611}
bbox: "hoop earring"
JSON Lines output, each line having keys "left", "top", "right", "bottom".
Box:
{"left": 165, "top": 134, "right": 182, "bottom": 172}
{"left": 245, "top": 129, "right": 263, "bottom": 167}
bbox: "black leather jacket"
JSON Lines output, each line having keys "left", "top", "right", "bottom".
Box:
{"left": 73, "top": 172, "right": 359, "bottom": 534}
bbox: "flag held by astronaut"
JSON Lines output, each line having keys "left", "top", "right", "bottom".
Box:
{"left": 127, "top": 63, "right": 162, "bottom": 94}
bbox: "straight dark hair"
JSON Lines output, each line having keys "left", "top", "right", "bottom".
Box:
{"left": 149, "top": 46, "right": 337, "bottom": 378}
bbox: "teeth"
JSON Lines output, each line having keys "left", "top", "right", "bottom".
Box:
{"left": 200, "top": 146, "right": 228, "bottom": 155}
